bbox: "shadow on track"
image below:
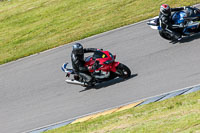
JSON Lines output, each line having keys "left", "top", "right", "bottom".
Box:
{"left": 170, "top": 33, "right": 200, "bottom": 44}
{"left": 79, "top": 74, "right": 138, "bottom": 92}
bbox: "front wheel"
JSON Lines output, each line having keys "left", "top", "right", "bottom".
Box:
{"left": 116, "top": 63, "right": 131, "bottom": 79}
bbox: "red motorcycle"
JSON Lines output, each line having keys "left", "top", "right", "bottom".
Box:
{"left": 61, "top": 50, "right": 131, "bottom": 86}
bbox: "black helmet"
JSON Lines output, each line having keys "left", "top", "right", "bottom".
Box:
{"left": 160, "top": 4, "right": 171, "bottom": 16}
{"left": 72, "top": 43, "right": 83, "bottom": 55}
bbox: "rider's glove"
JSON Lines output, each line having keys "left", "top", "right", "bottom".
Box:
{"left": 184, "top": 6, "right": 190, "bottom": 10}
{"left": 97, "top": 48, "right": 103, "bottom": 51}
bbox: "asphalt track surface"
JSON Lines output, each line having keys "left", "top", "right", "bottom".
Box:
{"left": 1, "top": 12, "right": 200, "bottom": 133}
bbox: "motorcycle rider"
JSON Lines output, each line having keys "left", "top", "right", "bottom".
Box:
{"left": 159, "top": 4, "right": 189, "bottom": 40}
{"left": 71, "top": 42, "right": 98, "bottom": 86}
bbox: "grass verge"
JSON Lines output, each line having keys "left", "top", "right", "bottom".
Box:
{"left": 45, "top": 90, "right": 200, "bottom": 133}
{"left": 0, "top": 0, "right": 200, "bottom": 64}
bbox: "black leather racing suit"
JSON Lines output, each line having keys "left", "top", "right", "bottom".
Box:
{"left": 71, "top": 48, "right": 97, "bottom": 83}
{"left": 159, "top": 7, "right": 185, "bottom": 39}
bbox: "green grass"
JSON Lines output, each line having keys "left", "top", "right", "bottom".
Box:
{"left": 45, "top": 91, "right": 200, "bottom": 133}
{"left": 0, "top": 0, "right": 200, "bottom": 64}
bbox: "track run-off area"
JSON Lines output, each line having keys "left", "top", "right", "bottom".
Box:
{"left": 1, "top": 7, "right": 200, "bottom": 133}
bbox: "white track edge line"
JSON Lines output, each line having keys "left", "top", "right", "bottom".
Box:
{"left": 25, "top": 82, "right": 200, "bottom": 133}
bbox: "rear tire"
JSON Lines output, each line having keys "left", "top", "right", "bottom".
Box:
{"left": 116, "top": 63, "right": 131, "bottom": 79}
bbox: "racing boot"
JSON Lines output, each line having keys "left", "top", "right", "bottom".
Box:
{"left": 86, "top": 81, "right": 95, "bottom": 87}
{"left": 87, "top": 77, "right": 96, "bottom": 87}
{"left": 79, "top": 72, "right": 94, "bottom": 87}
{"left": 172, "top": 32, "right": 182, "bottom": 41}
{"left": 165, "top": 29, "right": 182, "bottom": 41}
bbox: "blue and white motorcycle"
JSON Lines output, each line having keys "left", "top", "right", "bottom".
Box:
{"left": 147, "top": 6, "right": 200, "bottom": 40}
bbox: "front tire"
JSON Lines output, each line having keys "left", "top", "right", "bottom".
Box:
{"left": 116, "top": 63, "right": 131, "bottom": 79}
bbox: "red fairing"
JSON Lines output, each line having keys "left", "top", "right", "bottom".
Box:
{"left": 110, "top": 61, "right": 120, "bottom": 72}
{"left": 85, "top": 58, "right": 95, "bottom": 67}
{"left": 84, "top": 50, "right": 119, "bottom": 73}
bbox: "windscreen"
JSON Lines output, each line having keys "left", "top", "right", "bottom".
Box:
{"left": 93, "top": 51, "right": 108, "bottom": 59}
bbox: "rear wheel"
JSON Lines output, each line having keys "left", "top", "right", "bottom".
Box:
{"left": 116, "top": 63, "right": 131, "bottom": 79}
